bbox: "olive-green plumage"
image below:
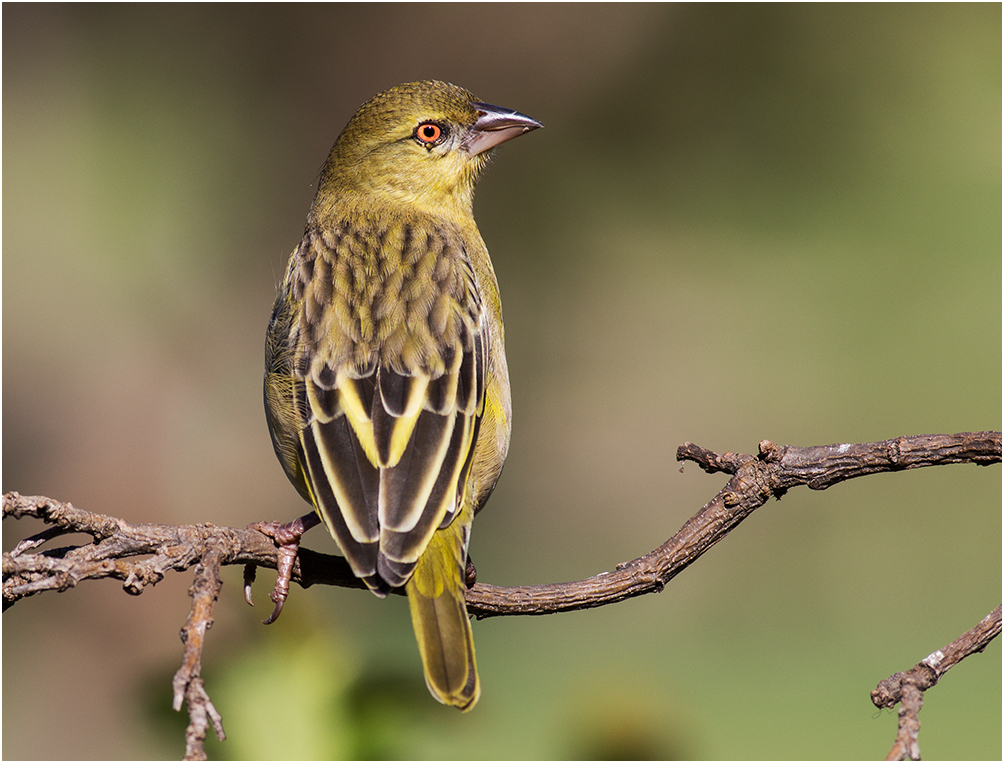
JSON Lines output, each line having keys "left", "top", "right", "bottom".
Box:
{"left": 265, "top": 81, "right": 539, "bottom": 710}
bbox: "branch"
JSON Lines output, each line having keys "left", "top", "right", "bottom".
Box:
{"left": 465, "top": 431, "right": 1001, "bottom": 616}
{"left": 3, "top": 430, "right": 1000, "bottom": 758}
{"left": 871, "top": 605, "right": 1003, "bottom": 761}
{"left": 173, "top": 544, "right": 228, "bottom": 760}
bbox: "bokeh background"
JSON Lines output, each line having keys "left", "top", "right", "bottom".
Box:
{"left": 3, "top": 4, "right": 1000, "bottom": 760}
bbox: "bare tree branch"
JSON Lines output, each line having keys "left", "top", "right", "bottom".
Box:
{"left": 3, "top": 430, "right": 1000, "bottom": 759}
{"left": 173, "top": 544, "right": 228, "bottom": 760}
{"left": 871, "top": 605, "right": 1003, "bottom": 761}
{"left": 465, "top": 431, "right": 1002, "bottom": 616}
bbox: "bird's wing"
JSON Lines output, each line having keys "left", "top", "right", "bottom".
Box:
{"left": 288, "top": 220, "right": 486, "bottom": 593}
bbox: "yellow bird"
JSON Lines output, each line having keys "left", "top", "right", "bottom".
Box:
{"left": 263, "top": 81, "right": 540, "bottom": 710}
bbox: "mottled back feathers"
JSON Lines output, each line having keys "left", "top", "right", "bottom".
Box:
{"left": 268, "top": 211, "right": 487, "bottom": 591}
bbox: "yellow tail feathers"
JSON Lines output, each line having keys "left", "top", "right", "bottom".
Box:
{"left": 406, "top": 524, "right": 480, "bottom": 711}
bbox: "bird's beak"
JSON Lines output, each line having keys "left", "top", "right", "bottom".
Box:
{"left": 463, "top": 102, "right": 542, "bottom": 156}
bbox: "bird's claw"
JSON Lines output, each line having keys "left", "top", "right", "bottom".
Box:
{"left": 247, "top": 512, "right": 321, "bottom": 624}
{"left": 243, "top": 564, "right": 257, "bottom": 606}
{"left": 263, "top": 597, "right": 285, "bottom": 625}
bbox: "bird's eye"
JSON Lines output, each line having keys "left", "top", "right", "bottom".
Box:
{"left": 414, "top": 122, "right": 446, "bottom": 147}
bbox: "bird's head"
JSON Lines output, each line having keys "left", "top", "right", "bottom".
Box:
{"left": 313, "top": 81, "right": 541, "bottom": 220}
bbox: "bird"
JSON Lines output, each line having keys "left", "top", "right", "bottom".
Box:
{"left": 261, "top": 80, "right": 540, "bottom": 711}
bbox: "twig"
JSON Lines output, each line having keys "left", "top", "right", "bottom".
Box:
{"left": 466, "top": 432, "right": 1002, "bottom": 616}
{"left": 9, "top": 525, "right": 78, "bottom": 557}
{"left": 2, "top": 494, "right": 297, "bottom": 609}
{"left": 173, "top": 544, "right": 228, "bottom": 760}
{"left": 3, "top": 430, "right": 1000, "bottom": 759}
{"left": 871, "top": 605, "right": 1003, "bottom": 761}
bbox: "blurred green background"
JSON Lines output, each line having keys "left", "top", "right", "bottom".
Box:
{"left": 3, "top": 4, "right": 1000, "bottom": 760}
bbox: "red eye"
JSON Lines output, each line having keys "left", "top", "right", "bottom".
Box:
{"left": 415, "top": 122, "right": 444, "bottom": 145}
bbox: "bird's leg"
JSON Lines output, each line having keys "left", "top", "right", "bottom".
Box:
{"left": 464, "top": 555, "right": 477, "bottom": 589}
{"left": 247, "top": 512, "right": 321, "bottom": 624}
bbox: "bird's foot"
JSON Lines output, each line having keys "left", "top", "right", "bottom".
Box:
{"left": 246, "top": 512, "right": 321, "bottom": 624}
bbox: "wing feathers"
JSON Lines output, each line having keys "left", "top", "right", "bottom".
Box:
{"left": 299, "top": 352, "right": 482, "bottom": 592}
{"left": 311, "top": 415, "right": 380, "bottom": 543}
{"left": 378, "top": 408, "right": 454, "bottom": 532}
{"left": 426, "top": 366, "right": 458, "bottom": 415}
{"left": 301, "top": 419, "right": 380, "bottom": 579}
{"left": 373, "top": 370, "right": 427, "bottom": 467}
{"left": 287, "top": 222, "right": 487, "bottom": 594}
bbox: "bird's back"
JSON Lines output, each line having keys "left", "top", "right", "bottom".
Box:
{"left": 266, "top": 201, "right": 497, "bottom": 592}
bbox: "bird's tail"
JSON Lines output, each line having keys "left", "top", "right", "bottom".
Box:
{"left": 405, "top": 518, "right": 479, "bottom": 711}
